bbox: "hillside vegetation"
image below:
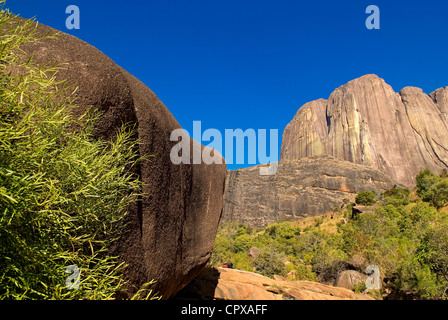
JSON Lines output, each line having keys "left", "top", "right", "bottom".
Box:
{"left": 211, "top": 169, "right": 448, "bottom": 300}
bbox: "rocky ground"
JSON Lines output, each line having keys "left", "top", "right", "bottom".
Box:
{"left": 175, "top": 267, "right": 375, "bottom": 300}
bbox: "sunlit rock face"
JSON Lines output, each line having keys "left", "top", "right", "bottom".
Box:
{"left": 222, "top": 155, "right": 398, "bottom": 228}
{"left": 281, "top": 74, "right": 448, "bottom": 187}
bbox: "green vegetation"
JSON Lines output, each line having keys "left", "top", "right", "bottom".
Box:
{"left": 355, "top": 190, "right": 376, "bottom": 206}
{"left": 0, "top": 7, "right": 156, "bottom": 299}
{"left": 416, "top": 169, "right": 448, "bottom": 209}
{"left": 211, "top": 169, "right": 448, "bottom": 299}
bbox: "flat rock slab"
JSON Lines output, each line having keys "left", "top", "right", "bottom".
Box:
{"left": 177, "top": 267, "right": 375, "bottom": 300}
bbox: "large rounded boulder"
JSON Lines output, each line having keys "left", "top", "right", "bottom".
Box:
{"left": 19, "top": 20, "right": 226, "bottom": 299}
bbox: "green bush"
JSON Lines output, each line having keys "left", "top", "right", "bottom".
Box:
{"left": 416, "top": 169, "right": 441, "bottom": 199}
{"left": 253, "top": 247, "right": 287, "bottom": 278}
{"left": 210, "top": 235, "right": 233, "bottom": 265}
{"left": 417, "top": 221, "right": 448, "bottom": 298}
{"left": 410, "top": 202, "right": 437, "bottom": 229}
{"left": 355, "top": 191, "right": 376, "bottom": 206}
{"left": 384, "top": 187, "right": 410, "bottom": 206}
{"left": 233, "top": 233, "right": 253, "bottom": 253}
{"left": 0, "top": 9, "right": 150, "bottom": 299}
{"left": 265, "top": 221, "right": 300, "bottom": 240}
{"left": 416, "top": 169, "right": 448, "bottom": 208}
{"left": 293, "top": 264, "right": 318, "bottom": 282}
{"left": 231, "top": 252, "right": 253, "bottom": 272}
{"left": 384, "top": 187, "right": 410, "bottom": 199}
{"left": 432, "top": 180, "right": 448, "bottom": 209}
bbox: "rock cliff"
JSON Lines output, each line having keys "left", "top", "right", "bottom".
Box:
{"left": 223, "top": 155, "right": 398, "bottom": 227}
{"left": 431, "top": 86, "right": 448, "bottom": 119}
{"left": 19, "top": 20, "right": 227, "bottom": 299}
{"left": 281, "top": 75, "right": 448, "bottom": 187}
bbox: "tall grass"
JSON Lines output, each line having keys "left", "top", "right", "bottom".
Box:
{"left": 0, "top": 4, "right": 151, "bottom": 299}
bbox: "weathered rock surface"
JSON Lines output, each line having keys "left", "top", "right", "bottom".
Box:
{"left": 430, "top": 87, "right": 448, "bottom": 119}
{"left": 335, "top": 270, "right": 368, "bottom": 291}
{"left": 19, "top": 20, "right": 227, "bottom": 298}
{"left": 281, "top": 74, "right": 448, "bottom": 187}
{"left": 223, "top": 155, "right": 398, "bottom": 227}
{"left": 176, "top": 267, "right": 374, "bottom": 300}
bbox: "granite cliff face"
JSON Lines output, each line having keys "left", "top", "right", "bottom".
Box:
{"left": 281, "top": 75, "right": 448, "bottom": 187}
{"left": 431, "top": 86, "right": 448, "bottom": 119}
{"left": 223, "top": 155, "right": 398, "bottom": 227}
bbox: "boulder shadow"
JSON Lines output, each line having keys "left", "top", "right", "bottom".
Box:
{"left": 172, "top": 266, "right": 221, "bottom": 300}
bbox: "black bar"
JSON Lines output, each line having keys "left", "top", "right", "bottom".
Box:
{"left": 1, "top": 300, "right": 447, "bottom": 319}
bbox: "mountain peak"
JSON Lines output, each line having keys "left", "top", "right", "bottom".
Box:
{"left": 281, "top": 75, "right": 448, "bottom": 187}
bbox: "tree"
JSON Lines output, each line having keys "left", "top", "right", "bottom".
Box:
{"left": 355, "top": 191, "right": 376, "bottom": 206}
{"left": 233, "top": 233, "right": 253, "bottom": 253}
{"left": 383, "top": 187, "right": 410, "bottom": 207}
{"left": 416, "top": 169, "right": 448, "bottom": 209}
{"left": 265, "top": 221, "right": 300, "bottom": 240}
{"left": 253, "top": 247, "right": 287, "bottom": 277}
{"left": 432, "top": 180, "right": 448, "bottom": 209}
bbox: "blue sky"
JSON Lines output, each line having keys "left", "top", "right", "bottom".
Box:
{"left": 6, "top": 0, "right": 448, "bottom": 170}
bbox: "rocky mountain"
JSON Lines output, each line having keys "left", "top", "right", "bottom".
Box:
{"left": 223, "top": 155, "right": 398, "bottom": 227}
{"left": 281, "top": 74, "right": 448, "bottom": 187}
{"left": 222, "top": 74, "right": 448, "bottom": 227}
{"left": 176, "top": 267, "right": 374, "bottom": 300}
{"left": 18, "top": 20, "right": 227, "bottom": 299}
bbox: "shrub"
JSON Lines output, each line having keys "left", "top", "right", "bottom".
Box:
{"left": 210, "top": 235, "right": 233, "bottom": 265}
{"left": 417, "top": 169, "right": 440, "bottom": 195}
{"left": 410, "top": 202, "right": 437, "bottom": 228}
{"left": 384, "top": 187, "right": 410, "bottom": 206}
{"left": 233, "top": 233, "right": 253, "bottom": 253}
{"left": 253, "top": 247, "right": 287, "bottom": 278}
{"left": 384, "top": 188, "right": 410, "bottom": 199}
{"left": 419, "top": 222, "right": 448, "bottom": 292}
{"left": 332, "top": 204, "right": 341, "bottom": 213}
{"left": 291, "top": 264, "right": 318, "bottom": 282}
{"left": 432, "top": 180, "right": 448, "bottom": 209}
{"left": 355, "top": 191, "right": 376, "bottom": 206}
{"left": 265, "top": 221, "right": 300, "bottom": 240}
{"left": 231, "top": 252, "right": 253, "bottom": 272}
{"left": 416, "top": 169, "right": 448, "bottom": 209}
